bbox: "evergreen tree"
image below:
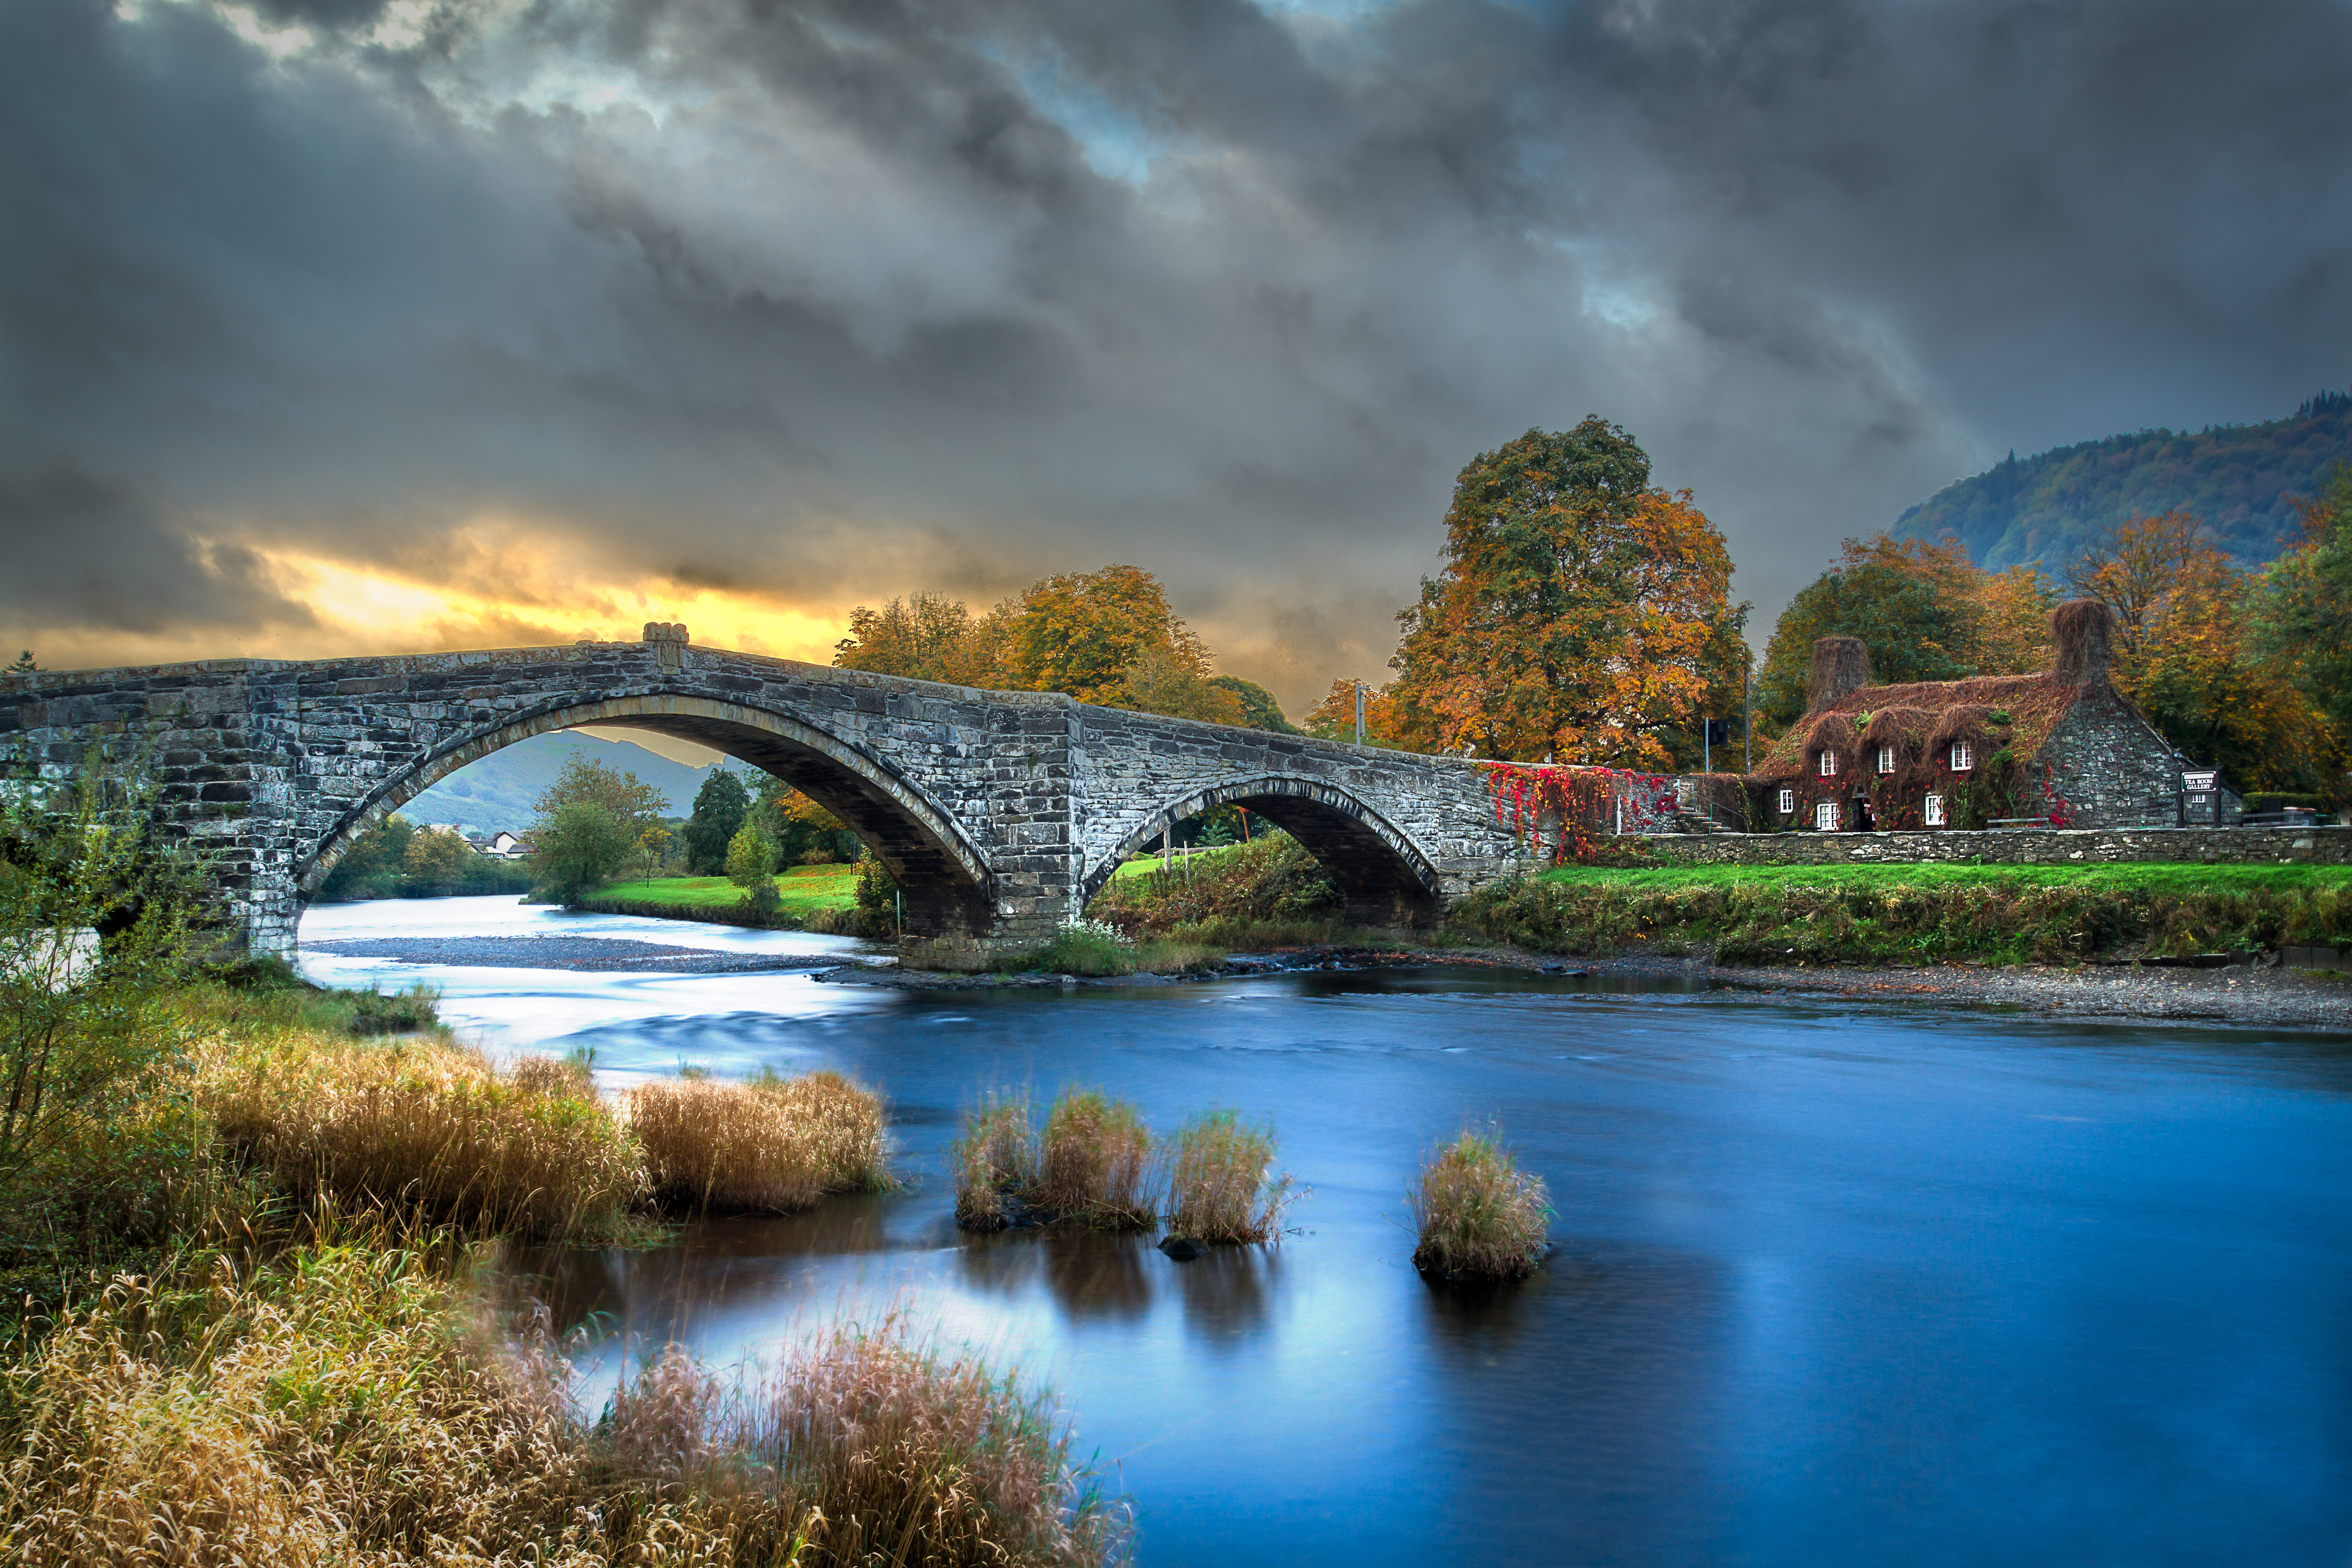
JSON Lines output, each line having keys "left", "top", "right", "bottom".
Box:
{"left": 681, "top": 769, "right": 750, "bottom": 875}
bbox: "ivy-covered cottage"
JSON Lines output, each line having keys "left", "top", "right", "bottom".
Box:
{"left": 1751, "top": 600, "right": 2211, "bottom": 832}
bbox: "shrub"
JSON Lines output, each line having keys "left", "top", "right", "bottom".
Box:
{"left": 628, "top": 1069, "right": 887, "bottom": 1214}
{"left": 1410, "top": 1131, "right": 1550, "bottom": 1279}
{"left": 1089, "top": 835, "right": 1340, "bottom": 938}
{"left": 198, "top": 1029, "right": 646, "bottom": 1243}
{"left": 1165, "top": 1112, "right": 1293, "bottom": 1244}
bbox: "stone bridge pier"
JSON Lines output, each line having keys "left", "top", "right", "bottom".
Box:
{"left": 0, "top": 630, "right": 1526, "bottom": 960}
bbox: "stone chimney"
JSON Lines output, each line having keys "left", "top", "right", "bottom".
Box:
{"left": 2049, "top": 598, "right": 2115, "bottom": 685}
{"left": 1806, "top": 636, "right": 1872, "bottom": 712}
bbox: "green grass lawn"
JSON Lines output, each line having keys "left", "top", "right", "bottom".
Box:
{"left": 600, "top": 863, "right": 860, "bottom": 916}
{"left": 1535, "top": 861, "right": 2352, "bottom": 894}
{"left": 1110, "top": 842, "right": 1252, "bottom": 880}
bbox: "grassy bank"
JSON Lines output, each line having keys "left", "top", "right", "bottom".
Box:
{"left": 1450, "top": 862, "right": 2352, "bottom": 966}
{"left": 587, "top": 864, "right": 863, "bottom": 930}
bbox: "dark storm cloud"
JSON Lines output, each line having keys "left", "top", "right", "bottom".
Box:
{"left": 0, "top": 461, "right": 316, "bottom": 632}
{"left": 2, "top": 0, "right": 2345, "bottom": 700}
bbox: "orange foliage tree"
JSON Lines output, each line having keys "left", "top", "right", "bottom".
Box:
{"left": 1386, "top": 420, "right": 1745, "bottom": 768}
{"left": 833, "top": 565, "right": 1250, "bottom": 725}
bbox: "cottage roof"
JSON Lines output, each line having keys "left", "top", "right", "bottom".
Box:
{"left": 1749, "top": 600, "right": 2130, "bottom": 784}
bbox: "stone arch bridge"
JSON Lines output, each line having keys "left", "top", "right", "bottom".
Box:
{"left": 0, "top": 628, "right": 1526, "bottom": 958}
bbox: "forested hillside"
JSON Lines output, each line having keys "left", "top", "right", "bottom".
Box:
{"left": 1893, "top": 391, "right": 2352, "bottom": 573}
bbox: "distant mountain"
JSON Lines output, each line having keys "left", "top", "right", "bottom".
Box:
{"left": 1891, "top": 390, "right": 2352, "bottom": 575}
{"left": 404, "top": 730, "right": 725, "bottom": 835}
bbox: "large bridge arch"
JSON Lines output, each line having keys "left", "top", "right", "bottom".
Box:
{"left": 299, "top": 692, "right": 995, "bottom": 935}
{"left": 1082, "top": 773, "right": 1445, "bottom": 926}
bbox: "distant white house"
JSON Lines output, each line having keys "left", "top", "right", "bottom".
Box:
{"left": 465, "top": 830, "right": 530, "bottom": 859}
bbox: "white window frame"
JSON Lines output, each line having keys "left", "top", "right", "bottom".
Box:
{"left": 1877, "top": 745, "right": 1896, "bottom": 774}
{"left": 1950, "top": 740, "right": 1974, "bottom": 771}
{"left": 1923, "top": 793, "right": 1945, "bottom": 827}
{"left": 1815, "top": 800, "right": 1840, "bottom": 832}
{"left": 1818, "top": 750, "right": 1839, "bottom": 777}
{"left": 1778, "top": 788, "right": 1796, "bottom": 814}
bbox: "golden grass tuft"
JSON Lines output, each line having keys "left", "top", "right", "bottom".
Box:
{"left": 1409, "top": 1131, "right": 1551, "bottom": 1279}
{"left": 1033, "top": 1092, "right": 1157, "bottom": 1231}
{"left": 196, "top": 1029, "right": 646, "bottom": 1244}
{"left": 1164, "top": 1112, "right": 1294, "bottom": 1245}
{"left": 952, "top": 1093, "right": 1039, "bottom": 1230}
{"left": 954, "top": 1090, "right": 1157, "bottom": 1232}
{"left": 627, "top": 1069, "right": 887, "bottom": 1215}
{"left": 0, "top": 1228, "right": 1122, "bottom": 1566}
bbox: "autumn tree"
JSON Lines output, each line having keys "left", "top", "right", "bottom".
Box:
{"left": 401, "top": 825, "right": 472, "bottom": 890}
{"left": 2066, "top": 510, "right": 2213, "bottom": 663}
{"left": 831, "top": 565, "right": 1259, "bottom": 725}
{"left": 1301, "top": 678, "right": 1409, "bottom": 747}
{"left": 833, "top": 593, "right": 990, "bottom": 685}
{"left": 2252, "top": 468, "right": 2352, "bottom": 791}
{"left": 1119, "top": 645, "right": 1247, "bottom": 725}
{"left": 1386, "top": 420, "right": 1745, "bottom": 767}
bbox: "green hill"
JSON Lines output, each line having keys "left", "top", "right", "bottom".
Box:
{"left": 1892, "top": 390, "right": 2352, "bottom": 574}
{"left": 404, "top": 730, "right": 722, "bottom": 835}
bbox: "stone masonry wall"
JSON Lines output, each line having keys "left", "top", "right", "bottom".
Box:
{"left": 2042, "top": 685, "right": 2192, "bottom": 829}
{"left": 1642, "top": 824, "right": 2352, "bottom": 867}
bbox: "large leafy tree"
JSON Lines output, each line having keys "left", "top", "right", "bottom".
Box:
{"left": 1208, "top": 676, "right": 1298, "bottom": 734}
{"left": 1755, "top": 532, "right": 2054, "bottom": 729}
{"left": 1000, "top": 564, "right": 1208, "bottom": 706}
{"left": 832, "top": 565, "right": 1254, "bottom": 724}
{"left": 529, "top": 755, "right": 665, "bottom": 904}
{"left": 2253, "top": 469, "right": 2352, "bottom": 769}
{"left": 833, "top": 594, "right": 988, "bottom": 685}
{"left": 1387, "top": 420, "right": 1744, "bottom": 767}
{"left": 680, "top": 769, "right": 750, "bottom": 875}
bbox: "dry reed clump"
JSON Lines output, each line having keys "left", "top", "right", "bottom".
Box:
{"left": 627, "top": 1069, "right": 887, "bottom": 1215}
{"left": 693, "top": 1316, "right": 1130, "bottom": 1567}
{"left": 1164, "top": 1113, "right": 1294, "bottom": 1245}
{"left": 953, "top": 1093, "right": 1039, "bottom": 1230}
{"left": 0, "top": 1229, "right": 1124, "bottom": 1566}
{"left": 1409, "top": 1132, "right": 1551, "bottom": 1280}
{"left": 953, "top": 1090, "right": 1157, "bottom": 1232}
{"left": 196, "top": 1028, "right": 646, "bottom": 1243}
{"left": 1034, "top": 1092, "right": 1157, "bottom": 1231}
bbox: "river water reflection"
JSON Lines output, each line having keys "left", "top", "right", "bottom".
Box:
{"left": 299, "top": 897, "right": 2352, "bottom": 1566}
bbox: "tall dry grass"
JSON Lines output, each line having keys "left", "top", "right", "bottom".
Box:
{"left": 1034, "top": 1093, "right": 1156, "bottom": 1231}
{"left": 1409, "top": 1132, "right": 1550, "bottom": 1279}
{"left": 1164, "top": 1112, "right": 1293, "bottom": 1245}
{"left": 0, "top": 1226, "right": 1124, "bottom": 1567}
{"left": 627, "top": 1069, "right": 887, "bottom": 1215}
{"left": 953, "top": 1094, "right": 1039, "bottom": 1230}
{"left": 197, "top": 1028, "right": 646, "bottom": 1243}
{"left": 605, "top": 1317, "right": 1129, "bottom": 1568}
{"left": 953, "top": 1091, "right": 1157, "bottom": 1232}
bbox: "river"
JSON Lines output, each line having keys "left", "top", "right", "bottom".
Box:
{"left": 298, "top": 895, "right": 2352, "bottom": 1566}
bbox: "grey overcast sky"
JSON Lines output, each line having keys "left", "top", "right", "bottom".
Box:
{"left": 3, "top": 0, "right": 2345, "bottom": 710}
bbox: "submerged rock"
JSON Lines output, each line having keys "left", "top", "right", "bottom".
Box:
{"left": 1158, "top": 1235, "right": 1206, "bottom": 1261}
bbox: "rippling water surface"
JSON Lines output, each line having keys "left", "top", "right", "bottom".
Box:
{"left": 299, "top": 896, "right": 2352, "bottom": 1566}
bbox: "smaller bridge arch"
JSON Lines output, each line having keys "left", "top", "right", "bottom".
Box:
{"left": 1083, "top": 773, "right": 1444, "bottom": 926}
{"left": 300, "top": 692, "right": 995, "bottom": 934}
